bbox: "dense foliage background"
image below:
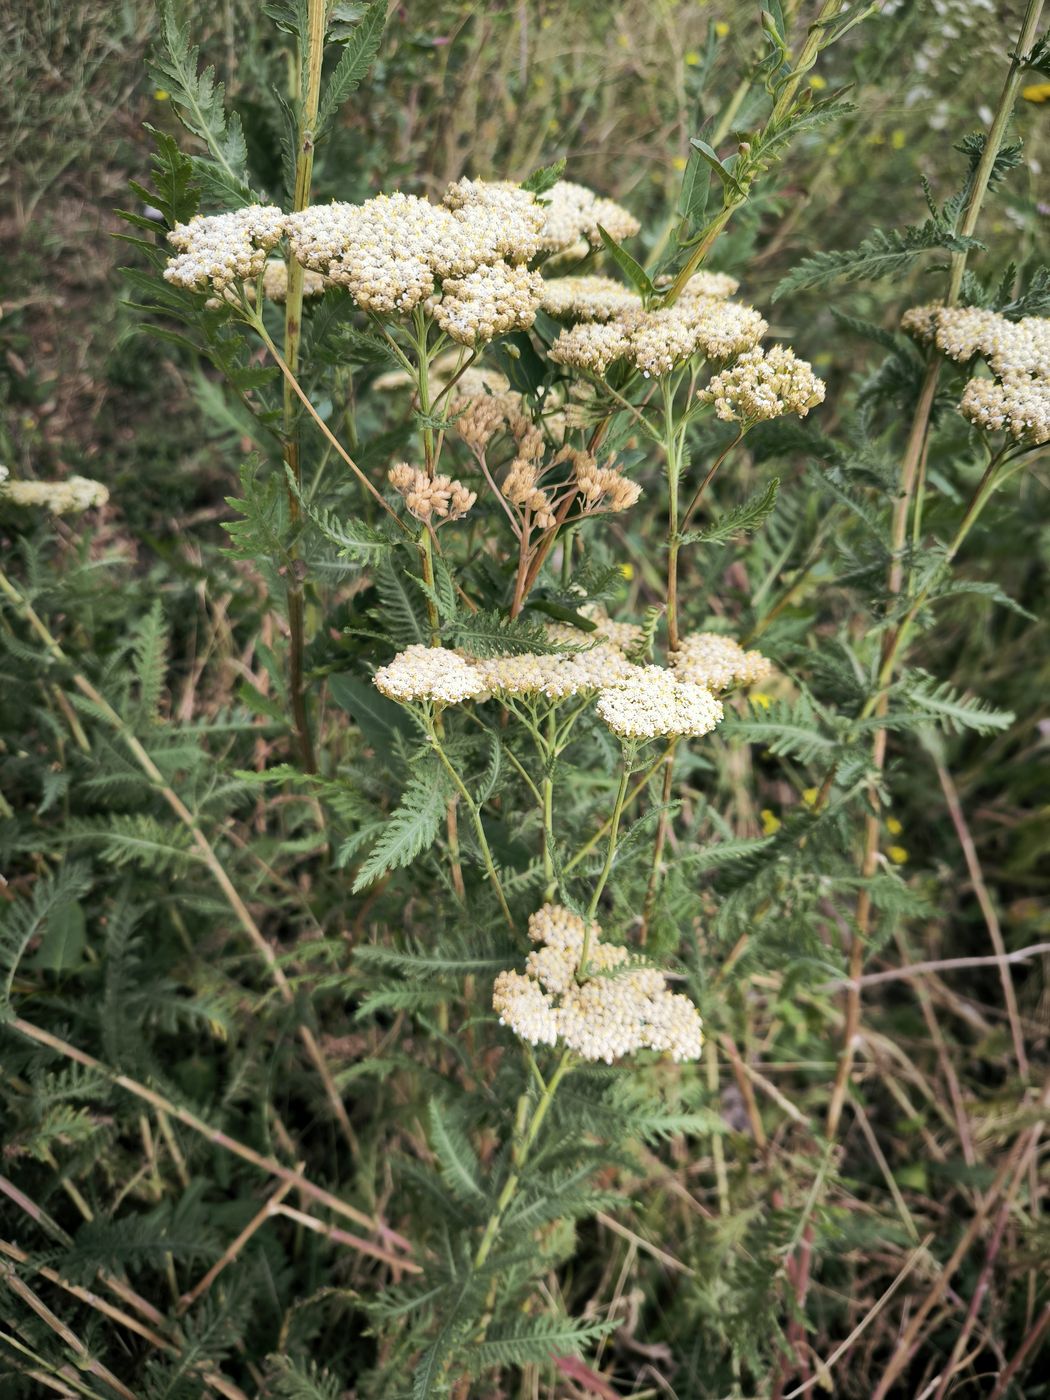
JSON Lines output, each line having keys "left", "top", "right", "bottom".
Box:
{"left": 2, "top": 2, "right": 1048, "bottom": 1397}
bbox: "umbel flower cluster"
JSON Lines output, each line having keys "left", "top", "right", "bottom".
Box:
{"left": 493, "top": 904, "right": 704, "bottom": 1063}
{"left": 700, "top": 346, "right": 827, "bottom": 424}
{"left": 163, "top": 178, "right": 640, "bottom": 346}
{"left": 371, "top": 615, "right": 772, "bottom": 739}
{"left": 0, "top": 466, "right": 109, "bottom": 515}
{"left": 670, "top": 630, "right": 774, "bottom": 691}
{"left": 902, "top": 304, "right": 1050, "bottom": 444}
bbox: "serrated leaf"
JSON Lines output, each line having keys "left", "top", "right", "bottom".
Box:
{"left": 352, "top": 768, "right": 448, "bottom": 891}
{"left": 522, "top": 157, "right": 566, "bottom": 196}
{"left": 681, "top": 477, "right": 779, "bottom": 547}
{"left": 317, "top": 0, "right": 387, "bottom": 137}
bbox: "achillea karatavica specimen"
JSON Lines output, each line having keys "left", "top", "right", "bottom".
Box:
{"left": 596, "top": 667, "right": 724, "bottom": 741}
{"left": 538, "top": 180, "right": 641, "bottom": 251}
{"left": 959, "top": 375, "right": 1050, "bottom": 444}
{"left": 287, "top": 186, "right": 546, "bottom": 320}
{"left": 700, "top": 345, "right": 826, "bottom": 423}
{"left": 374, "top": 644, "right": 485, "bottom": 705}
{"left": 539, "top": 275, "right": 645, "bottom": 323}
{"left": 492, "top": 904, "right": 703, "bottom": 1064}
{"left": 902, "top": 304, "right": 1050, "bottom": 380}
{"left": 388, "top": 464, "right": 476, "bottom": 522}
{"left": 440, "top": 177, "right": 548, "bottom": 264}
{"left": 470, "top": 641, "right": 637, "bottom": 701}
{"left": 164, "top": 206, "right": 288, "bottom": 293}
{"left": 550, "top": 298, "right": 768, "bottom": 379}
{"left": 432, "top": 262, "right": 544, "bottom": 345}
{"left": 670, "top": 631, "right": 773, "bottom": 691}
{"left": 902, "top": 305, "right": 1050, "bottom": 443}
{"left": 0, "top": 468, "right": 109, "bottom": 515}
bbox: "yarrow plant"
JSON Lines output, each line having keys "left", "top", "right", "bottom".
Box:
{"left": 2, "top": 2, "right": 1049, "bottom": 1398}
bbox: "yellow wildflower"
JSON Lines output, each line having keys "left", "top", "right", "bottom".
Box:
{"left": 620, "top": 562, "right": 635, "bottom": 580}
{"left": 802, "top": 787, "right": 819, "bottom": 808}
{"left": 886, "top": 816, "right": 903, "bottom": 836}
{"left": 891, "top": 128, "right": 906, "bottom": 150}
{"left": 751, "top": 691, "right": 772, "bottom": 710}
{"left": 808, "top": 74, "right": 827, "bottom": 90}
{"left": 1022, "top": 81, "right": 1050, "bottom": 102}
{"left": 887, "top": 845, "right": 908, "bottom": 865}
{"left": 761, "top": 809, "right": 781, "bottom": 836}
{"left": 714, "top": 21, "right": 730, "bottom": 38}
{"left": 672, "top": 155, "right": 687, "bottom": 171}
{"left": 154, "top": 88, "right": 171, "bottom": 101}
{"left": 685, "top": 49, "right": 701, "bottom": 65}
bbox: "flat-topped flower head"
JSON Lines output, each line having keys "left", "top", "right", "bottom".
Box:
{"left": 374, "top": 644, "right": 485, "bottom": 705}
{"left": 596, "top": 667, "right": 723, "bottom": 741}
{"left": 700, "top": 345, "right": 826, "bottom": 423}
{"left": 670, "top": 632, "right": 772, "bottom": 691}
{"left": 492, "top": 903, "right": 703, "bottom": 1064}
{"left": 470, "top": 642, "right": 638, "bottom": 702}
{"left": 1, "top": 472, "right": 109, "bottom": 515}
{"left": 165, "top": 206, "right": 288, "bottom": 293}
{"left": 539, "top": 180, "right": 641, "bottom": 251}
{"left": 441, "top": 177, "right": 547, "bottom": 264}
{"left": 550, "top": 298, "right": 767, "bottom": 379}
{"left": 539, "top": 275, "right": 643, "bottom": 322}
{"left": 960, "top": 376, "right": 1050, "bottom": 444}
{"left": 433, "top": 262, "right": 544, "bottom": 345}
{"left": 288, "top": 195, "right": 460, "bottom": 313}
{"left": 902, "top": 304, "right": 1050, "bottom": 381}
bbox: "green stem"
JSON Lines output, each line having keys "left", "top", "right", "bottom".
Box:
{"left": 581, "top": 753, "right": 633, "bottom": 971}
{"left": 473, "top": 1050, "right": 572, "bottom": 1271}
{"left": 426, "top": 716, "right": 514, "bottom": 932}
{"left": 542, "top": 711, "right": 556, "bottom": 899}
{"left": 277, "top": 0, "right": 326, "bottom": 774}
{"left": 663, "top": 377, "right": 683, "bottom": 653}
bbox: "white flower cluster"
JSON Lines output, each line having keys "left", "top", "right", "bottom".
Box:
{"left": 541, "top": 270, "right": 741, "bottom": 326}
{"left": 700, "top": 345, "right": 826, "bottom": 423}
{"left": 549, "top": 298, "right": 768, "bottom": 379}
{"left": 286, "top": 182, "right": 547, "bottom": 324}
{"left": 492, "top": 904, "right": 703, "bottom": 1064}
{"left": 470, "top": 640, "right": 638, "bottom": 701}
{"left": 373, "top": 644, "right": 485, "bottom": 705}
{"left": 0, "top": 470, "right": 109, "bottom": 515}
{"left": 596, "top": 667, "right": 724, "bottom": 741}
{"left": 432, "top": 262, "right": 544, "bottom": 345}
{"left": 538, "top": 180, "right": 641, "bottom": 252}
{"left": 540, "top": 275, "right": 645, "bottom": 322}
{"left": 902, "top": 304, "right": 1050, "bottom": 445}
{"left": 959, "top": 376, "right": 1050, "bottom": 444}
{"left": 441, "top": 177, "right": 549, "bottom": 263}
{"left": 164, "top": 206, "right": 288, "bottom": 293}
{"left": 902, "top": 305, "right": 1050, "bottom": 380}
{"left": 670, "top": 632, "right": 772, "bottom": 691}
{"left": 388, "top": 464, "right": 476, "bottom": 522}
